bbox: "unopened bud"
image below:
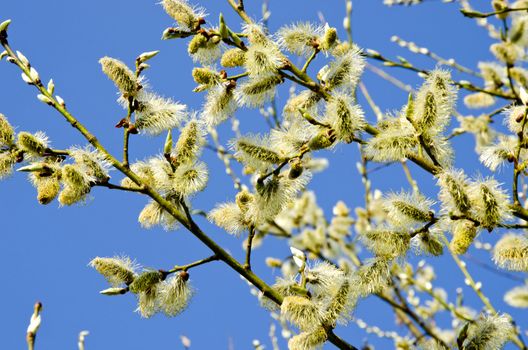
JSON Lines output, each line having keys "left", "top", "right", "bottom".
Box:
{"left": 56, "top": 95, "right": 65, "bottom": 107}
{"left": 16, "top": 50, "right": 29, "bottom": 66}
{"left": 138, "top": 50, "right": 159, "bottom": 63}
{"left": 100, "top": 287, "right": 128, "bottom": 295}
{"left": 37, "top": 94, "right": 53, "bottom": 105}
{"left": 218, "top": 13, "right": 229, "bottom": 39}
{"left": 47, "top": 79, "right": 55, "bottom": 95}
{"left": 0, "top": 19, "right": 11, "bottom": 34}
{"left": 164, "top": 130, "right": 173, "bottom": 155}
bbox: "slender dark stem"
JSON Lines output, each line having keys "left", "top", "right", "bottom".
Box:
{"left": 94, "top": 181, "right": 146, "bottom": 193}
{"left": 168, "top": 254, "right": 219, "bottom": 274}
{"left": 461, "top": 7, "right": 528, "bottom": 19}
{"left": 244, "top": 226, "right": 256, "bottom": 270}
{"left": 409, "top": 217, "right": 438, "bottom": 238}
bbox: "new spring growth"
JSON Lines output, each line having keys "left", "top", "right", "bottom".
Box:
{"left": 288, "top": 327, "right": 327, "bottom": 350}
{"left": 139, "top": 200, "right": 179, "bottom": 230}
{"left": 308, "top": 128, "right": 336, "bottom": 151}
{"left": 161, "top": 0, "right": 205, "bottom": 32}
{"left": 437, "top": 170, "right": 472, "bottom": 215}
{"left": 33, "top": 175, "right": 61, "bottom": 205}
{"left": 192, "top": 67, "right": 221, "bottom": 91}
{"left": 290, "top": 246, "right": 306, "bottom": 269}
{"left": 469, "top": 178, "right": 511, "bottom": 230}
{"left": 188, "top": 34, "right": 221, "bottom": 65}
{"left": 59, "top": 164, "right": 91, "bottom": 205}
{"left": 325, "top": 93, "right": 365, "bottom": 143}
{"left": 218, "top": 13, "right": 244, "bottom": 48}
{"left": 450, "top": 220, "right": 478, "bottom": 255}
{"left": 137, "top": 50, "right": 160, "bottom": 64}
{"left": 0, "top": 19, "right": 11, "bottom": 37}
{"left": 504, "top": 285, "right": 528, "bottom": 308}
{"left": 90, "top": 256, "right": 137, "bottom": 286}
{"left": 134, "top": 94, "right": 187, "bottom": 135}
{"left": 0, "top": 151, "right": 17, "bottom": 178}
{"left": 235, "top": 74, "right": 283, "bottom": 107}
{"left": 0, "top": 113, "right": 14, "bottom": 147}
{"left": 417, "top": 230, "right": 444, "bottom": 256}
{"left": 159, "top": 271, "right": 193, "bottom": 317}
{"left": 277, "top": 22, "right": 323, "bottom": 58}
{"left": 352, "top": 258, "right": 391, "bottom": 297}
{"left": 164, "top": 130, "right": 173, "bottom": 156}
{"left": 208, "top": 190, "right": 254, "bottom": 235}
{"left": 69, "top": 147, "right": 111, "bottom": 183}
{"left": 318, "top": 47, "right": 365, "bottom": 91}
{"left": 129, "top": 270, "right": 164, "bottom": 294}
{"left": 235, "top": 135, "right": 283, "bottom": 166}
{"left": 281, "top": 296, "right": 322, "bottom": 331}
{"left": 172, "top": 120, "right": 204, "bottom": 166}
{"left": 462, "top": 314, "right": 513, "bottom": 350}
{"left": 99, "top": 57, "right": 141, "bottom": 98}
{"left": 202, "top": 81, "right": 237, "bottom": 126}
{"left": 16, "top": 131, "right": 48, "bottom": 157}
{"left": 221, "top": 48, "right": 246, "bottom": 67}
{"left": 26, "top": 301, "right": 42, "bottom": 350}
{"left": 493, "top": 233, "right": 528, "bottom": 271}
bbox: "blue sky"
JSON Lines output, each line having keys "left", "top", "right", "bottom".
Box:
{"left": 0, "top": 0, "right": 524, "bottom": 349}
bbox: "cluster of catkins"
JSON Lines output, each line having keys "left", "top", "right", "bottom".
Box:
{"left": 0, "top": 113, "right": 110, "bottom": 206}
{"left": 90, "top": 256, "right": 193, "bottom": 318}
{"left": 99, "top": 52, "right": 210, "bottom": 230}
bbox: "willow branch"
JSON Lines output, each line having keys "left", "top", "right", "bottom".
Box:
{"left": 461, "top": 7, "right": 528, "bottom": 19}
{"left": 168, "top": 254, "right": 220, "bottom": 274}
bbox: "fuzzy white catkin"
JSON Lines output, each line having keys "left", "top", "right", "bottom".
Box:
{"left": 463, "top": 314, "right": 513, "bottom": 350}
{"left": 493, "top": 233, "right": 528, "bottom": 271}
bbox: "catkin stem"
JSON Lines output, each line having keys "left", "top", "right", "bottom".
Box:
{"left": 244, "top": 226, "right": 256, "bottom": 270}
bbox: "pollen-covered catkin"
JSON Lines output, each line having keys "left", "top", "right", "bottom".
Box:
{"left": 134, "top": 94, "right": 187, "bottom": 135}
{"left": 99, "top": 57, "right": 140, "bottom": 97}
{"left": 202, "top": 83, "right": 237, "bottom": 126}
{"left": 281, "top": 295, "right": 322, "bottom": 331}
{"left": 352, "top": 258, "right": 391, "bottom": 297}
{"left": 287, "top": 327, "right": 327, "bottom": 350}
{"left": 220, "top": 48, "right": 246, "bottom": 67}
{"left": 89, "top": 256, "right": 137, "bottom": 286}
{"left": 0, "top": 113, "right": 14, "bottom": 146}
{"left": 504, "top": 285, "right": 528, "bottom": 308}
{"left": 16, "top": 131, "right": 48, "bottom": 157}
{"left": 208, "top": 201, "right": 248, "bottom": 236}
{"left": 129, "top": 270, "right": 163, "bottom": 294}
{"left": 325, "top": 94, "right": 365, "bottom": 143}
{"left": 469, "top": 178, "right": 511, "bottom": 230}
{"left": 322, "top": 279, "right": 354, "bottom": 326}
{"left": 235, "top": 135, "right": 283, "bottom": 167}
{"left": 493, "top": 233, "right": 528, "bottom": 271}
{"left": 235, "top": 74, "right": 283, "bottom": 107}
{"left": 69, "top": 147, "right": 110, "bottom": 183}
{"left": 158, "top": 272, "right": 194, "bottom": 317}
{"left": 34, "top": 176, "right": 61, "bottom": 205}
{"left": 172, "top": 120, "right": 203, "bottom": 166}
{"left": 276, "top": 22, "right": 323, "bottom": 57}
{"left": 59, "top": 164, "right": 91, "bottom": 206}
{"left": 450, "top": 219, "right": 478, "bottom": 255}
{"left": 383, "top": 191, "right": 433, "bottom": 228}
{"left": 462, "top": 314, "right": 513, "bottom": 350}
{"left": 437, "top": 169, "right": 472, "bottom": 215}
{"left": 161, "top": 0, "right": 205, "bottom": 31}
{"left": 0, "top": 151, "right": 17, "bottom": 178}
